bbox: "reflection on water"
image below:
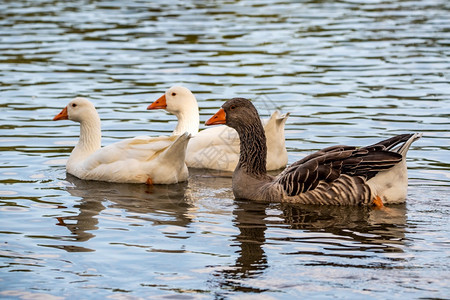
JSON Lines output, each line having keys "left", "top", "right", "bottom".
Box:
{"left": 212, "top": 200, "right": 408, "bottom": 293}
{"left": 215, "top": 201, "right": 269, "bottom": 293}
{"left": 51, "top": 174, "right": 191, "bottom": 252}
{"left": 1, "top": 0, "right": 449, "bottom": 298}
{"left": 279, "top": 203, "right": 407, "bottom": 253}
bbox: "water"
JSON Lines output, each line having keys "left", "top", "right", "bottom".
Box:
{"left": 1, "top": 0, "right": 449, "bottom": 298}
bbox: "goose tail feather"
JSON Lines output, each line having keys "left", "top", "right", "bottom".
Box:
{"left": 394, "top": 133, "right": 422, "bottom": 156}
{"left": 160, "top": 132, "right": 191, "bottom": 162}
{"left": 366, "top": 133, "right": 422, "bottom": 155}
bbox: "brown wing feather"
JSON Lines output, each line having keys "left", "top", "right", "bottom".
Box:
{"left": 365, "top": 133, "right": 414, "bottom": 151}
{"left": 276, "top": 141, "right": 403, "bottom": 197}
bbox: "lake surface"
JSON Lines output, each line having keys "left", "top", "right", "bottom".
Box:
{"left": 1, "top": 0, "right": 449, "bottom": 299}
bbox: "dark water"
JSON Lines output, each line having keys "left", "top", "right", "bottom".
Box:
{"left": 1, "top": 0, "right": 449, "bottom": 299}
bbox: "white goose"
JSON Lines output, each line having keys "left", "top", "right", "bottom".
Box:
{"left": 53, "top": 97, "right": 190, "bottom": 184}
{"left": 148, "top": 86, "right": 290, "bottom": 171}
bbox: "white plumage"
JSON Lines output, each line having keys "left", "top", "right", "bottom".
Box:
{"left": 148, "top": 86, "right": 289, "bottom": 171}
{"left": 54, "top": 97, "right": 190, "bottom": 184}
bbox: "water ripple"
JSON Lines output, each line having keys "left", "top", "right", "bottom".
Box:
{"left": 0, "top": 0, "right": 449, "bottom": 298}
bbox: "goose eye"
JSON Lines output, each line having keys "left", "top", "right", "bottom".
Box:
{"left": 230, "top": 105, "right": 236, "bottom": 110}
{"left": 171, "top": 92, "right": 176, "bottom": 96}
{"left": 72, "top": 103, "right": 77, "bottom": 107}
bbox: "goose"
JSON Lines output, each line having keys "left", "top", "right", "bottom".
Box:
{"left": 147, "top": 86, "right": 289, "bottom": 171}
{"left": 205, "top": 97, "right": 422, "bottom": 206}
{"left": 53, "top": 97, "right": 190, "bottom": 184}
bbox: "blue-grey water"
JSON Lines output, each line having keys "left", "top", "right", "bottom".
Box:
{"left": 1, "top": 0, "right": 449, "bottom": 299}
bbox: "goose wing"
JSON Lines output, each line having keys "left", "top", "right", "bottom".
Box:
{"left": 82, "top": 135, "right": 178, "bottom": 171}
{"left": 275, "top": 144, "right": 402, "bottom": 197}
{"left": 364, "top": 133, "right": 414, "bottom": 151}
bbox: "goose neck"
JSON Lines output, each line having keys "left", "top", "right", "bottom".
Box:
{"left": 236, "top": 121, "right": 267, "bottom": 176}
{"left": 173, "top": 108, "right": 199, "bottom": 136}
{"left": 72, "top": 115, "right": 102, "bottom": 158}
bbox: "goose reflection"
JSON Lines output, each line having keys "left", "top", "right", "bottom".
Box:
{"left": 213, "top": 201, "right": 407, "bottom": 292}
{"left": 213, "top": 200, "right": 269, "bottom": 293}
{"left": 278, "top": 203, "right": 407, "bottom": 254}
{"left": 51, "top": 174, "right": 190, "bottom": 252}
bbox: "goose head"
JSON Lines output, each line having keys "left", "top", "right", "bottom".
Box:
{"left": 148, "top": 86, "right": 199, "bottom": 136}
{"left": 53, "top": 97, "right": 98, "bottom": 124}
{"left": 207, "top": 98, "right": 268, "bottom": 176}
{"left": 148, "top": 86, "right": 198, "bottom": 116}
{"left": 206, "top": 98, "right": 260, "bottom": 130}
{"left": 53, "top": 97, "right": 101, "bottom": 162}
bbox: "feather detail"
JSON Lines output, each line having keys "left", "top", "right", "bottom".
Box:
{"left": 214, "top": 97, "right": 421, "bottom": 206}
{"left": 55, "top": 97, "right": 190, "bottom": 184}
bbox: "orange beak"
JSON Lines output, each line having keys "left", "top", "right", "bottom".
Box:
{"left": 53, "top": 106, "right": 69, "bottom": 121}
{"left": 147, "top": 94, "right": 167, "bottom": 110}
{"left": 205, "top": 108, "right": 226, "bottom": 126}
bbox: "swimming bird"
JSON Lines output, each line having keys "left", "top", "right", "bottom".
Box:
{"left": 53, "top": 97, "right": 190, "bottom": 184}
{"left": 206, "top": 97, "right": 422, "bottom": 206}
{"left": 148, "top": 86, "right": 289, "bottom": 171}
